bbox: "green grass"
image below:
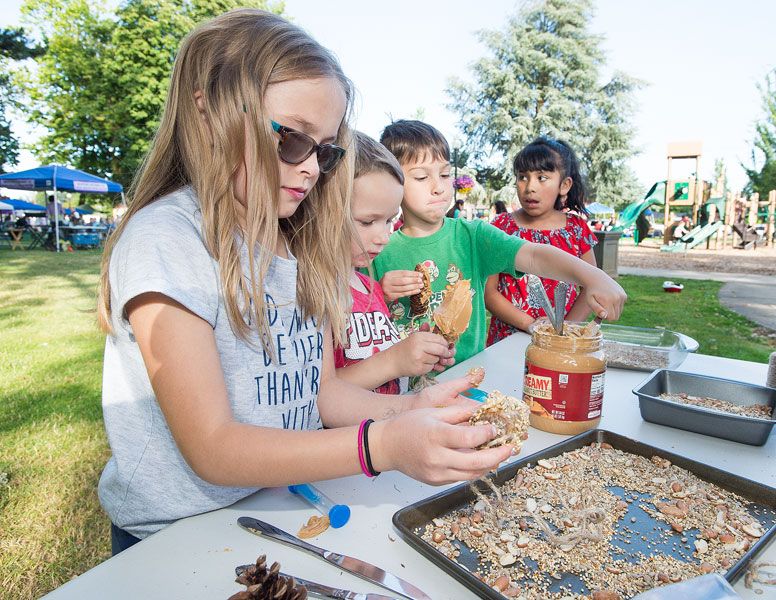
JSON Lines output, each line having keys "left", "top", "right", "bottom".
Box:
{"left": 0, "top": 249, "right": 110, "bottom": 600}
{"left": 616, "top": 275, "right": 774, "bottom": 363}
{"left": 0, "top": 253, "right": 772, "bottom": 599}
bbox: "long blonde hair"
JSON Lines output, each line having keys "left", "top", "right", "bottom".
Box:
{"left": 97, "top": 9, "right": 354, "bottom": 354}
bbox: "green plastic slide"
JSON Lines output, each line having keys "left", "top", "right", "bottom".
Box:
{"left": 660, "top": 221, "right": 723, "bottom": 252}
{"left": 612, "top": 181, "right": 665, "bottom": 231}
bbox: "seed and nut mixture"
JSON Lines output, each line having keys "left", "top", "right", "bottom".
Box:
{"left": 419, "top": 443, "right": 775, "bottom": 599}
{"left": 469, "top": 391, "right": 531, "bottom": 450}
{"left": 603, "top": 341, "right": 670, "bottom": 371}
{"left": 659, "top": 392, "right": 773, "bottom": 420}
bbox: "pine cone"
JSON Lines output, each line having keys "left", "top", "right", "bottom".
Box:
{"left": 409, "top": 263, "right": 432, "bottom": 317}
{"left": 229, "top": 555, "right": 307, "bottom": 600}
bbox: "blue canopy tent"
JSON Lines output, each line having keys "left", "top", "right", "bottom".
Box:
{"left": 4, "top": 199, "right": 47, "bottom": 213}
{"left": 586, "top": 201, "right": 615, "bottom": 215}
{"left": 0, "top": 165, "right": 123, "bottom": 251}
{"left": 64, "top": 206, "right": 95, "bottom": 215}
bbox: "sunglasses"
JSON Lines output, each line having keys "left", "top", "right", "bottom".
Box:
{"left": 270, "top": 120, "right": 346, "bottom": 174}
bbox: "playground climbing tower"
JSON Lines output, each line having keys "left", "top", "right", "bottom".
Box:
{"left": 663, "top": 141, "right": 704, "bottom": 244}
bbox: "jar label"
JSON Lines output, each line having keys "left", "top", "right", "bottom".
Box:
{"left": 523, "top": 363, "right": 605, "bottom": 421}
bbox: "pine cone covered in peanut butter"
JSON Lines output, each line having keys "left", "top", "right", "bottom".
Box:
{"left": 230, "top": 555, "right": 308, "bottom": 600}
{"left": 432, "top": 279, "right": 472, "bottom": 343}
{"left": 468, "top": 391, "right": 530, "bottom": 450}
{"left": 409, "top": 263, "right": 432, "bottom": 317}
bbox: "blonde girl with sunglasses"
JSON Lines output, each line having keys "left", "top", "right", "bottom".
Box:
{"left": 96, "top": 9, "right": 513, "bottom": 554}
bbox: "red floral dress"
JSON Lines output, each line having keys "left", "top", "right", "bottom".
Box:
{"left": 486, "top": 212, "right": 597, "bottom": 346}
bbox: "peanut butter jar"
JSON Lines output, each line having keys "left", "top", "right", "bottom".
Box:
{"left": 523, "top": 320, "right": 606, "bottom": 435}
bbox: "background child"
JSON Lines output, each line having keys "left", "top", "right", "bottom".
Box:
{"left": 446, "top": 198, "right": 465, "bottom": 218}
{"left": 485, "top": 137, "right": 598, "bottom": 345}
{"left": 96, "top": 13, "right": 511, "bottom": 555}
{"left": 335, "top": 132, "right": 454, "bottom": 393}
{"left": 491, "top": 200, "right": 508, "bottom": 219}
{"left": 373, "top": 121, "right": 624, "bottom": 366}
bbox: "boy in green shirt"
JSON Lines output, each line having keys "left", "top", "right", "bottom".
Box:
{"left": 372, "top": 120, "right": 626, "bottom": 366}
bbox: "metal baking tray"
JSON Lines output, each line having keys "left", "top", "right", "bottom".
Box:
{"left": 392, "top": 430, "right": 776, "bottom": 600}
{"left": 633, "top": 369, "right": 776, "bottom": 446}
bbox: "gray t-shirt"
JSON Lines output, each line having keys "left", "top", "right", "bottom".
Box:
{"left": 98, "top": 187, "right": 323, "bottom": 538}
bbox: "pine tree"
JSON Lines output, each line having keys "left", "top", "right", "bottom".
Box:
{"left": 743, "top": 70, "right": 776, "bottom": 197}
{"left": 447, "top": 0, "right": 642, "bottom": 204}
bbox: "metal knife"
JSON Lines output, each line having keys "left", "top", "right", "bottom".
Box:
{"left": 526, "top": 274, "right": 561, "bottom": 333}
{"left": 234, "top": 565, "right": 399, "bottom": 600}
{"left": 237, "top": 516, "right": 430, "bottom": 600}
{"left": 553, "top": 281, "right": 568, "bottom": 334}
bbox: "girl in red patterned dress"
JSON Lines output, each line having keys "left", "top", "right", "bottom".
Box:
{"left": 485, "top": 138, "right": 598, "bottom": 346}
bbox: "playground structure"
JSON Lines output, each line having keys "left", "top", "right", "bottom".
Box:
{"left": 612, "top": 141, "right": 776, "bottom": 252}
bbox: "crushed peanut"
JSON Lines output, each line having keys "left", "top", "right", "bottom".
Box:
{"left": 418, "top": 443, "right": 775, "bottom": 599}
{"left": 659, "top": 392, "right": 773, "bottom": 420}
{"left": 603, "top": 340, "right": 670, "bottom": 371}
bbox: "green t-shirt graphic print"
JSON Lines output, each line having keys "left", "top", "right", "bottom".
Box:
{"left": 371, "top": 218, "right": 526, "bottom": 365}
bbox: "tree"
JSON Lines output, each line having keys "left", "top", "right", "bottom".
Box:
{"left": 0, "top": 27, "right": 44, "bottom": 172}
{"left": 20, "top": 0, "right": 281, "bottom": 188}
{"left": 712, "top": 158, "right": 728, "bottom": 197}
{"left": 447, "top": 0, "right": 642, "bottom": 205}
{"left": 474, "top": 165, "right": 511, "bottom": 193}
{"left": 744, "top": 70, "right": 776, "bottom": 197}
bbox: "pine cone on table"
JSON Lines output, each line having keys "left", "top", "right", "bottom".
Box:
{"left": 229, "top": 555, "right": 307, "bottom": 600}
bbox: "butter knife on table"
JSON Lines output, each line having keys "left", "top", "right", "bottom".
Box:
{"left": 282, "top": 573, "right": 399, "bottom": 600}
{"left": 237, "top": 516, "right": 430, "bottom": 600}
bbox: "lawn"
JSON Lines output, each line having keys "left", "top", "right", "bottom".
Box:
{"left": 0, "top": 251, "right": 772, "bottom": 599}
{"left": 0, "top": 250, "right": 110, "bottom": 600}
{"left": 616, "top": 275, "right": 775, "bottom": 363}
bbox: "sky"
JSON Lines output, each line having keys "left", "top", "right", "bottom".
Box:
{"left": 3, "top": 0, "right": 776, "bottom": 195}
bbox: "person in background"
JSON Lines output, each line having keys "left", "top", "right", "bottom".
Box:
{"left": 493, "top": 200, "right": 507, "bottom": 216}
{"left": 484, "top": 137, "right": 599, "bottom": 345}
{"left": 372, "top": 120, "right": 625, "bottom": 365}
{"left": 334, "top": 132, "right": 454, "bottom": 394}
{"left": 446, "top": 198, "right": 465, "bottom": 218}
{"left": 673, "top": 215, "right": 692, "bottom": 240}
{"left": 46, "top": 195, "right": 63, "bottom": 224}
{"left": 14, "top": 211, "right": 29, "bottom": 229}
{"left": 634, "top": 210, "right": 651, "bottom": 244}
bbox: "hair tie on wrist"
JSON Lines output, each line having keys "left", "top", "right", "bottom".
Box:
{"left": 362, "top": 419, "right": 380, "bottom": 477}
{"left": 357, "top": 419, "right": 373, "bottom": 478}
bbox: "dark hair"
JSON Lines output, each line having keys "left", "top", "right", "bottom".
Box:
{"left": 353, "top": 131, "right": 404, "bottom": 185}
{"left": 493, "top": 200, "right": 507, "bottom": 214}
{"left": 380, "top": 119, "right": 450, "bottom": 166}
{"left": 445, "top": 199, "right": 464, "bottom": 218}
{"left": 513, "top": 137, "right": 587, "bottom": 214}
